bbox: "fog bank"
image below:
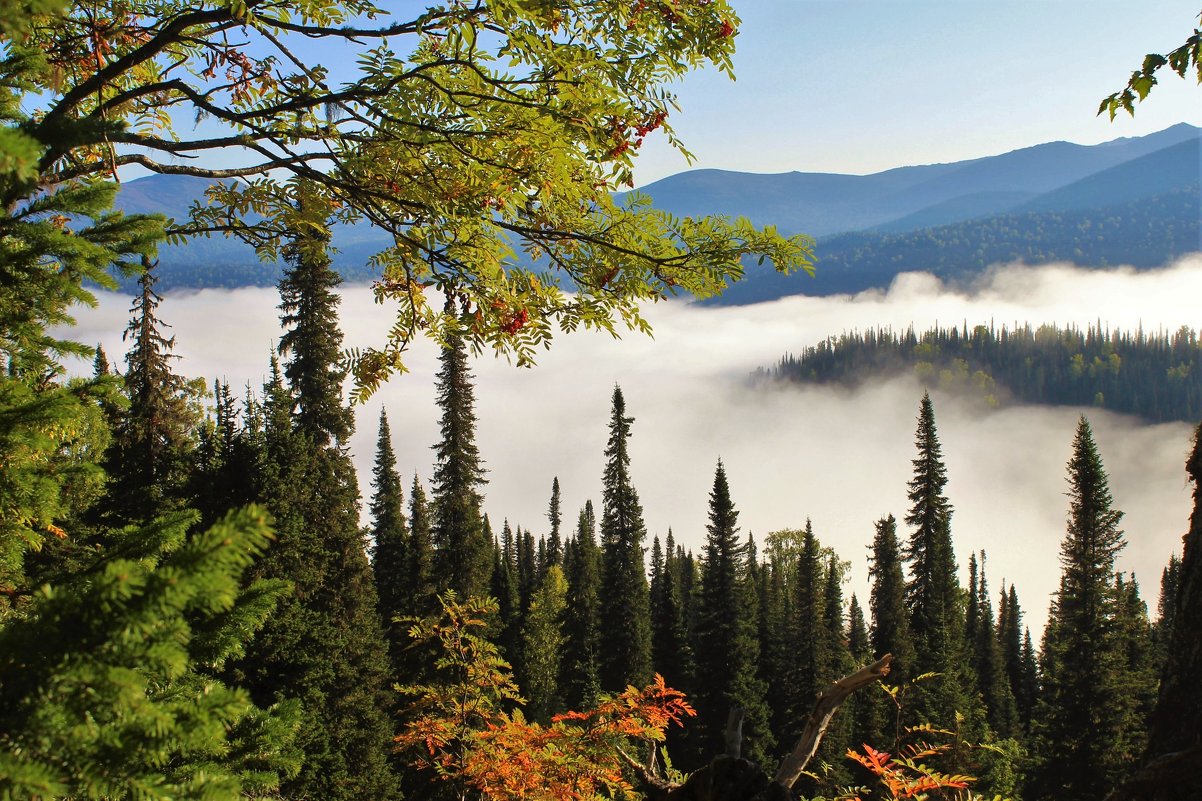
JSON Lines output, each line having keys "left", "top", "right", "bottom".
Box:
{"left": 63, "top": 256, "right": 1202, "bottom": 634}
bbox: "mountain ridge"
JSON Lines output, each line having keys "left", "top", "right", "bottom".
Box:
{"left": 109, "top": 123, "right": 1202, "bottom": 295}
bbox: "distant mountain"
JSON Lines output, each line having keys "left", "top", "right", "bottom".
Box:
{"left": 107, "top": 123, "right": 1201, "bottom": 294}
{"left": 629, "top": 122, "right": 1200, "bottom": 236}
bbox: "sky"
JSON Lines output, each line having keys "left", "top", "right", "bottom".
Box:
{"left": 62, "top": 258, "right": 1202, "bottom": 636}
{"left": 631, "top": 1, "right": 1202, "bottom": 183}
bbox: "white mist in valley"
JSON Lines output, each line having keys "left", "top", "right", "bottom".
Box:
{"left": 65, "top": 256, "right": 1202, "bottom": 635}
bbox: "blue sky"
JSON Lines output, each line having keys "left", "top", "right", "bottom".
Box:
{"left": 632, "top": 1, "right": 1202, "bottom": 184}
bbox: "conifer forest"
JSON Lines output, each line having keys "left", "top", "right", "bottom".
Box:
{"left": 3, "top": 2, "right": 1202, "bottom": 801}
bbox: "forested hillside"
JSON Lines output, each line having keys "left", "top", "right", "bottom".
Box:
{"left": 765, "top": 323, "right": 1202, "bottom": 423}
{"left": 715, "top": 185, "right": 1200, "bottom": 303}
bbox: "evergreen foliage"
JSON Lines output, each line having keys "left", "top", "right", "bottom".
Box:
{"left": 561, "top": 501, "right": 603, "bottom": 711}
{"left": 431, "top": 334, "right": 491, "bottom": 598}
{"left": 0, "top": 508, "right": 300, "bottom": 799}
{"left": 408, "top": 474, "right": 436, "bottom": 615}
{"left": 868, "top": 514, "right": 917, "bottom": 688}
{"left": 693, "top": 461, "right": 772, "bottom": 765}
{"left": 598, "top": 385, "right": 653, "bottom": 691}
{"left": 903, "top": 393, "right": 973, "bottom": 726}
{"left": 102, "top": 263, "right": 204, "bottom": 523}
{"left": 546, "top": 477, "right": 563, "bottom": 569}
{"left": 1030, "top": 417, "right": 1136, "bottom": 801}
{"left": 232, "top": 218, "right": 398, "bottom": 801}
{"left": 968, "top": 553, "right": 1020, "bottom": 738}
{"left": 369, "top": 410, "right": 410, "bottom": 669}
{"left": 768, "top": 322, "right": 1202, "bottom": 423}
{"left": 1141, "top": 422, "right": 1202, "bottom": 797}
{"left": 998, "top": 583, "right": 1036, "bottom": 727}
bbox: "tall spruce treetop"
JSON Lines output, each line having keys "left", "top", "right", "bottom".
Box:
{"left": 235, "top": 213, "right": 398, "bottom": 801}
{"left": 276, "top": 187, "right": 352, "bottom": 447}
{"left": 905, "top": 392, "right": 961, "bottom": 659}
{"left": 868, "top": 513, "right": 918, "bottom": 674}
{"left": 695, "top": 459, "right": 752, "bottom": 753}
{"left": 106, "top": 261, "right": 203, "bottom": 522}
{"left": 430, "top": 332, "right": 491, "bottom": 598}
{"left": 369, "top": 410, "right": 409, "bottom": 663}
{"left": 1031, "top": 416, "right": 1132, "bottom": 801}
{"left": 599, "top": 385, "right": 653, "bottom": 690}
{"left": 561, "top": 500, "right": 603, "bottom": 711}
{"left": 547, "top": 476, "right": 563, "bottom": 568}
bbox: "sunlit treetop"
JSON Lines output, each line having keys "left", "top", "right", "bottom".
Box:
{"left": 4, "top": 0, "right": 813, "bottom": 396}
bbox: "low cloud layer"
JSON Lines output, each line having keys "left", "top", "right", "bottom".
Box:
{"left": 64, "top": 256, "right": 1202, "bottom": 635}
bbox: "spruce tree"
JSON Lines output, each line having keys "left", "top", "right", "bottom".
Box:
{"left": 998, "top": 583, "right": 1034, "bottom": 727}
{"left": 561, "top": 501, "right": 603, "bottom": 710}
{"left": 814, "top": 553, "right": 855, "bottom": 786}
{"left": 788, "top": 520, "right": 825, "bottom": 748}
{"left": 430, "top": 333, "right": 491, "bottom": 598}
{"left": 546, "top": 476, "right": 563, "bottom": 568}
{"left": 0, "top": 509, "right": 300, "bottom": 799}
{"left": 846, "top": 594, "right": 883, "bottom": 758}
{"left": 598, "top": 385, "right": 653, "bottom": 690}
{"left": 234, "top": 202, "right": 398, "bottom": 801}
{"left": 1136, "top": 423, "right": 1202, "bottom": 800}
{"left": 868, "top": 514, "right": 917, "bottom": 687}
{"left": 651, "top": 529, "right": 694, "bottom": 694}
{"left": 369, "top": 410, "right": 410, "bottom": 669}
{"left": 492, "top": 518, "right": 522, "bottom": 667}
{"left": 903, "top": 393, "right": 972, "bottom": 726}
{"left": 694, "top": 460, "right": 771, "bottom": 763}
{"left": 104, "top": 261, "right": 203, "bottom": 522}
{"left": 969, "top": 552, "right": 1019, "bottom": 738}
{"left": 1030, "top": 417, "right": 1134, "bottom": 801}
{"left": 408, "top": 474, "right": 436, "bottom": 615}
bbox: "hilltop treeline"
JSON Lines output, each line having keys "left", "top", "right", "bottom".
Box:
{"left": 766, "top": 322, "right": 1202, "bottom": 423}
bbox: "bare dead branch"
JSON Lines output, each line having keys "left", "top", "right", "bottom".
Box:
{"left": 773, "top": 653, "right": 893, "bottom": 791}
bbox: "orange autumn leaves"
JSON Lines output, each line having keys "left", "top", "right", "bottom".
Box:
{"left": 394, "top": 594, "right": 694, "bottom": 801}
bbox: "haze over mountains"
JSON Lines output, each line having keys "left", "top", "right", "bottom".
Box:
{"left": 114, "top": 123, "right": 1201, "bottom": 297}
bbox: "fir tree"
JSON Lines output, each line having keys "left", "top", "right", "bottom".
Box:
{"left": 598, "top": 385, "right": 653, "bottom": 690}
{"left": 276, "top": 202, "right": 352, "bottom": 447}
{"left": 868, "top": 514, "right": 917, "bottom": 687}
{"left": 369, "top": 410, "right": 409, "bottom": 669}
{"left": 998, "top": 583, "right": 1034, "bottom": 726}
{"left": 492, "top": 519, "right": 522, "bottom": 667}
{"left": 969, "top": 552, "right": 1019, "bottom": 739}
{"left": 1139, "top": 422, "right": 1202, "bottom": 800}
{"left": 430, "top": 333, "right": 491, "bottom": 598}
{"left": 561, "top": 501, "right": 603, "bottom": 710}
{"left": 814, "top": 553, "right": 855, "bottom": 787}
{"left": 846, "top": 593, "right": 883, "bottom": 760}
{"left": 694, "top": 460, "right": 771, "bottom": 764}
{"left": 0, "top": 509, "right": 300, "bottom": 799}
{"left": 651, "top": 529, "right": 695, "bottom": 694}
{"left": 547, "top": 476, "right": 563, "bottom": 568}
{"left": 103, "top": 261, "right": 203, "bottom": 522}
{"left": 1030, "top": 417, "right": 1134, "bottom": 801}
{"left": 903, "top": 393, "right": 972, "bottom": 726}
{"left": 408, "top": 473, "right": 436, "bottom": 615}
{"left": 234, "top": 207, "right": 398, "bottom": 801}
{"left": 787, "top": 520, "right": 825, "bottom": 749}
